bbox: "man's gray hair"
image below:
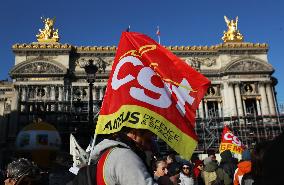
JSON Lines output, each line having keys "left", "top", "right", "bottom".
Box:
{"left": 6, "top": 158, "right": 40, "bottom": 181}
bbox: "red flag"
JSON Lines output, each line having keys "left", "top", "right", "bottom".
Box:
{"left": 96, "top": 32, "right": 210, "bottom": 158}
{"left": 219, "top": 125, "right": 245, "bottom": 154}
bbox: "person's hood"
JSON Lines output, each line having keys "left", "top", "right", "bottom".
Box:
{"left": 204, "top": 161, "right": 218, "bottom": 172}
{"left": 237, "top": 161, "right": 251, "bottom": 174}
{"left": 89, "top": 139, "right": 130, "bottom": 161}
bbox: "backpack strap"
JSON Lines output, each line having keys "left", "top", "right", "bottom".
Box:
{"left": 96, "top": 148, "right": 114, "bottom": 185}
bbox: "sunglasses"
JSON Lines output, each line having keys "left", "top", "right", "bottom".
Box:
{"left": 183, "top": 167, "right": 190, "bottom": 170}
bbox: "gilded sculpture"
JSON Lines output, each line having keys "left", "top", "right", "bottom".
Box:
{"left": 222, "top": 16, "right": 243, "bottom": 43}
{"left": 36, "top": 17, "right": 59, "bottom": 42}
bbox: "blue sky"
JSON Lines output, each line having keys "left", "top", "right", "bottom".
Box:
{"left": 0, "top": 0, "right": 283, "bottom": 102}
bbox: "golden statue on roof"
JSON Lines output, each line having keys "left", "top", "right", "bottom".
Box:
{"left": 36, "top": 17, "right": 59, "bottom": 42}
{"left": 222, "top": 16, "right": 243, "bottom": 43}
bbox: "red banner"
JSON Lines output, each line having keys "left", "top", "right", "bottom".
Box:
{"left": 219, "top": 125, "right": 245, "bottom": 154}
{"left": 96, "top": 32, "right": 210, "bottom": 158}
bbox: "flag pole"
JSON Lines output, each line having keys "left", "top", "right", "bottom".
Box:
{"left": 88, "top": 133, "right": 97, "bottom": 164}
{"left": 87, "top": 110, "right": 100, "bottom": 165}
{"left": 157, "top": 26, "right": 161, "bottom": 44}
{"left": 126, "top": 25, "right": 131, "bottom": 32}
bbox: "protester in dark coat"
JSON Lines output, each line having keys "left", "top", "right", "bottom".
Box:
{"left": 166, "top": 153, "right": 181, "bottom": 178}
{"left": 0, "top": 169, "right": 5, "bottom": 185}
{"left": 167, "top": 164, "right": 181, "bottom": 185}
{"left": 245, "top": 140, "right": 271, "bottom": 185}
{"left": 192, "top": 160, "right": 205, "bottom": 185}
{"left": 219, "top": 150, "right": 237, "bottom": 185}
{"left": 253, "top": 133, "right": 284, "bottom": 185}
{"left": 66, "top": 165, "right": 96, "bottom": 185}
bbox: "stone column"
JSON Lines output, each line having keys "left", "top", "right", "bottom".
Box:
{"left": 266, "top": 83, "right": 276, "bottom": 116}
{"left": 204, "top": 100, "right": 208, "bottom": 118}
{"left": 256, "top": 97, "right": 262, "bottom": 116}
{"left": 93, "top": 86, "right": 97, "bottom": 100}
{"left": 228, "top": 83, "right": 237, "bottom": 116}
{"left": 218, "top": 100, "right": 222, "bottom": 117}
{"left": 99, "top": 87, "right": 104, "bottom": 100}
{"left": 51, "top": 86, "right": 55, "bottom": 101}
{"left": 242, "top": 98, "right": 247, "bottom": 116}
{"left": 234, "top": 83, "right": 244, "bottom": 117}
{"left": 26, "top": 87, "right": 30, "bottom": 101}
{"left": 9, "top": 87, "right": 19, "bottom": 137}
{"left": 21, "top": 87, "right": 26, "bottom": 101}
{"left": 198, "top": 100, "right": 204, "bottom": 119}
{"left": 58, "top": 87, "right": 62, "bottom": 111}
{"left": 222, "top": 82, "right": 230, "bottom": 117}
{"left": 58, "top": 86, "right": 63, "bottom": 101}
{"left": 259, "top": 83, "right": 269, "bottom": 115}
{"left": 35, "top": 87, "right": 39, "bottom": 98}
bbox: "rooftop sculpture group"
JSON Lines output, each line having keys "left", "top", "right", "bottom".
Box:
{"left": 222, "top": 16, "right": 244, "bottom": 42}
{"left": 36, "top": 17, "right": 59, "bottom": 42}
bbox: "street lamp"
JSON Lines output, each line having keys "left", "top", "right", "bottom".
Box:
{"left": 80, "top": 59, "right": 98, "bottom": 125}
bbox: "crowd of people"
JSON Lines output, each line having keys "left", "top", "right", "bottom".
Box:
{"left": 1, "top": 128, "right": 283, "bottom": 185}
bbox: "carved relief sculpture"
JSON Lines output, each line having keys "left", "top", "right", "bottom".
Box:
{"left": 185, "top": 57, "right": 216, "bottom": 69}
{"left": 228, "top": 60, "right": 272, "bottom": 73}
{"left": 222, "top": 16, "right": 244, "bottom": 42}
{"left": 185, "top": 57, "right": 201, "bottom": 70}
{"left": 13, "top": 62, "right": 64, "bottom": 74}
{"left": 77, "top": 57, "right": 111, "bottom": 73}
{"left": 36, "top": 17, "right": 60, "bottom": 42}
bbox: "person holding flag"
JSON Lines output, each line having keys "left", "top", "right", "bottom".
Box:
{"left": 89, "top": 31, "right": 210, "bottom": 185}
{"left": 219, "top": 125, "right": 241, "bottom": 185}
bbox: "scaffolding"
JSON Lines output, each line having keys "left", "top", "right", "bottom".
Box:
{"left": 194, "top": 108, "right": 283, "bottom": 152}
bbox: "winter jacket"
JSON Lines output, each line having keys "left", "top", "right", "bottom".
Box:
{"left": 157, "top": 175, "right": 174, "bottom": 185}
{"left": 241, "top": 172, "right": 254, "bottom": 185}
{"left": 192, "top": 161, "right": 204, "bottom": 185}
{"left": 219, "top": 150, "right": 238, "bottom": 185}
{"left": 233, "top": 161, "right": 251, "bottom": 185}
{"left": 179, "top": 172, "right": 194, "bottom": 185}
{"left": 202, "top": 161, "right": 223, "bottom": 185}
{"left": 90, "top": 139, "right": 155, "bottom": 185}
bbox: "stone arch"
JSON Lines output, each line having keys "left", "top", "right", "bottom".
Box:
{"left": 10, "top": 57, "right": 67, "bottom": 78}
{"left": 223, "top": 57, "right": 274, "bottom": 74}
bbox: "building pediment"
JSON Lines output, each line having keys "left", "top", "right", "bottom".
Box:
{"left": 10, "top": 58, "right": 67, "bottom": 78}
{"left": 224, "top": 57, "right": 274, "bottom": 74}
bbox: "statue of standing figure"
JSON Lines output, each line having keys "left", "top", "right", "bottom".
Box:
{"left": 222, "top": 16, "right": 244, "bottom": 42}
